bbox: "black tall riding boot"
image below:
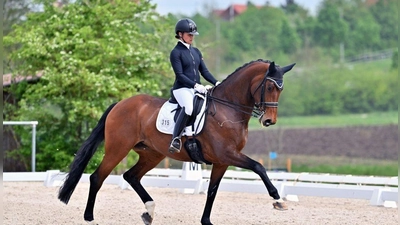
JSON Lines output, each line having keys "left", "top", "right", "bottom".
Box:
{"left": 169, "top": 108, "right": 190, "bottom": 153}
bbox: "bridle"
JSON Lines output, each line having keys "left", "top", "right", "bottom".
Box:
{"left": 252, "top": 69, "right": 283, "bottom": 117}
{"left": 208, "top": 69, "right": 283, "bottom": 119}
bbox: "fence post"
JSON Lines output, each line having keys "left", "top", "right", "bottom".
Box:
{"left": 3, "top": 121, "right": 38, "bottom": 172}
{"left": 32, "top": 123, "right": 37, "bottom": 172}
{"left": 43, "top": 170, "right": 61, "bottom": 187}
{"left": 181, "top": 162, "right": 203, "bottom": 194}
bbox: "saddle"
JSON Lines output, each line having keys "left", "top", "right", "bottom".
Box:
{"left": 156, "top": 93, "right": 211, "bottom": 165}
{"left": 156, "top": 93, "right": 206, "bottom": 136}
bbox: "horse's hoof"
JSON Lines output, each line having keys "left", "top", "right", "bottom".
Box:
{"left": 273, "top": 201, "right": 288, "bottom": 211}
{"left": 141, "top": 212, "right": 153, "bottom": 225}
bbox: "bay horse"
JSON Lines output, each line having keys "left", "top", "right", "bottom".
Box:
{"left": 58, "top": 59, "right": 295, "bottom": 225}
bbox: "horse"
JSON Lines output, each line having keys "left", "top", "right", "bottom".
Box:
{"left": 58, "top": 59, "right": 295, "bottom": 225}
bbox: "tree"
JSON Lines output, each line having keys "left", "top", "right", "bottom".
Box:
{"left": 392, "top": 51, "right": 398, "bottom": 69}
{"left": 219, "top": 4, "right": 300, "bottom": 65}
{"left": 3, "top": 0, "right": 172, "bottom": 171}
{"left": 3, "top": 0, "right": 33, "bottom": 36}
{"left": 279, "top": 19, "right": 301, "bottom": 54}
{"left": 369, "top": 0, "right": 398, "bottom": 49}
{"left": 281, "top": 0, "right": 316, "bottom": 50}
{"left": 342, "top": 1, "right": 381, "bottom": 58}
{"left": 313, "top": 0, "right": 348, "bottom": 50}
{"left": 3, "top": 0, "right": 35, "bottom": 73}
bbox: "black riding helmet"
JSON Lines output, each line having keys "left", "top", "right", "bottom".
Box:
{"left": 175, "top": 18, "right": 199, "bottom": 38}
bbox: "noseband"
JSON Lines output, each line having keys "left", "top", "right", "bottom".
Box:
{"left": 252, "top": 69, "right": 283, "bottom": 118}
{"left": 208, "top": 68, "right": 283, "bottom": 119}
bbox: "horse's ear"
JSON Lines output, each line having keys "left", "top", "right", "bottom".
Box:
{"left": 281, "top": 63, "right": 296, "bottom": 74}
{"left": 269, "top": 61, "right": 277, "bottom": 73}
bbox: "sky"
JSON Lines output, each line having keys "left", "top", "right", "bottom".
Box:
{"left": 150, "top": 0, "right": 323, "bottom": 16}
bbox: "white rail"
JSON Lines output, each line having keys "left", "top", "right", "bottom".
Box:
{"left": 3, "top": 167, "right": 398, "bottom": 208}
{"left": 3, "top": 121, "right": 38, "bottom": 172}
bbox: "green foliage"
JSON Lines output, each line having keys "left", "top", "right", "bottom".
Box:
{"left": 191, "top": 13, "right": 216, "bottom": 38}
{"left": 190, "top": 0, "right": 395, "bottom": 74}
{"left": 369, "top": 0, "right": 398, "bottom": 49}
{"left": 314, "top": 0, "right": 348, "bottom": 49}
{"left": 279, "top": 19, "right": 301, "bottom": 54}
{"left": 3, "top": 0, "right": 32, "bottom": 36}
{"left": 219, "top": 5, "right": 300, "bottom": 65}
{"left": 311, "top": 0, "right": 397, "bottom": 61}
{"left": 3, "top": 0, "right": 36, "bottom": 73}
{"left": 4, "top": 0, "right": 173, "bottom": 171}
{"left": 278, "top": 59, "right": 397, "bottom": 116}
{"left": 249, "top": 111, "right": 398, "bottom": 129}
{"left": 292, "top": 163, "right": 398, "bottom": 176}
{"left": 342, "top": 3, "right": 381, "bottom": 58}
{"left": 392, "top": 51, "right": 398, "bottom": 69}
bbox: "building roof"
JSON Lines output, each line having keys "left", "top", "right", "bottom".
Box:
{"left": 365, "top": 0, "right": 379, "bottom": 6}
{"left": 213, "top": 4, "right": 263, "bottom": 20}
{"left": 232, "top": 4, "right": 248, "bottom": 14}
{"left": 3, "top": 72, "right": 44, "bottom": 87}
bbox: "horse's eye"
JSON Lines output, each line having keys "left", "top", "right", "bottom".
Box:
{"left": 267, "top": 85, "right": 273, "bottom": 91}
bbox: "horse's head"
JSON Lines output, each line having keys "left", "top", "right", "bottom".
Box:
{"left": 251, "top": 61, "right": 295, "bottom": 127}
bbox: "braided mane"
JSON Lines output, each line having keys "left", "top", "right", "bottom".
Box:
{"left": 222, "top": 59, "right": 272, "bottom": 82}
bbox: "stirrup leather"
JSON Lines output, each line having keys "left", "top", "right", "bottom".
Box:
{"left": 168, "top": 137, "right": 182, "bottom": 153}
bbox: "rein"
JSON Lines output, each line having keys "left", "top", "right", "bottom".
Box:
{"left": 207, "top": 69, "right": 283, "bottom": 119}
{"left": 207, "top": 93, "right": 256, "bottom": 116}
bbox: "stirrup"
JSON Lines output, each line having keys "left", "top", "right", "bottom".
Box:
{"left": 168, "top": 137, "right": 182, "bottom": 153}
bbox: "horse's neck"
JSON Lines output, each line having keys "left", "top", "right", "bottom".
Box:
{"left": 215, "top": 65, "right": 262, "bottom": 107}
{"left": 215, "top": 81, "right": 251, "bottom": 105}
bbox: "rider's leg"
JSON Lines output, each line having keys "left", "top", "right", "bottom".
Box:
{"left": 170, "top": 88, "right": 194, "bottom": 153}
{"left": 168, "top": 108, "right": 190, "bottom": 153}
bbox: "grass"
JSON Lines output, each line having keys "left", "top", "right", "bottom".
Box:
{"left": 292, "top": 163, "right": 398, "bottom": 176}
{"left": 249, "top": 111, "right": 398, "bottom": 129}
{"left": 247, "top": 154, "right": 398, "bottom": 177}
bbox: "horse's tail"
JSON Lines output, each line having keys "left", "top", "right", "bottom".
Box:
{"left": 58, "top": 102, "right": 118, "bottom": 204}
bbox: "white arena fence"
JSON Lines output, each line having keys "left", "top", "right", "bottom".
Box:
{"left": 3, "top": 121, "right": 38, "bottom": 172}
{"left": 3, "top": 162, "right": 398, "bottom": 208}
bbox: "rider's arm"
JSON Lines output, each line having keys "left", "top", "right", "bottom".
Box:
{"left": 195, "top": 48, "right": 218, "bottom": 85}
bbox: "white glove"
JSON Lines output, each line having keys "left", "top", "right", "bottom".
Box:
{"left": 205, "top": 85, "right": 213, "bottom": 90}
{"left": 215, "top": 81, "right": 221, "bottom": 86}
{"left": 194, "top": 83, "right": 207, "bottom": 94}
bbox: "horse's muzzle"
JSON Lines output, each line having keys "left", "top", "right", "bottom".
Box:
{"left": 260, "top": 118, "right": 275, "bottom": 127}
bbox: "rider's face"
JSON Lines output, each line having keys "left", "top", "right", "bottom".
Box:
{"left": 181, "top": 32, "right": 194, "bottom": 44}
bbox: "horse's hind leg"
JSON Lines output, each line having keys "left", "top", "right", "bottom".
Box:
{"left": 84, "top": 147, "right": 131, "bottom": 222}
{"left": 123, "top": 150, "right": 165, "bottom": 225}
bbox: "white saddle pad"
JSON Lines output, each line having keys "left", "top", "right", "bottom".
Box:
{"left": 156, "top": 95, "right": 207, "bottom": 136}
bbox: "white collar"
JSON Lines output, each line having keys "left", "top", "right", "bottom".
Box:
{"left": 179, "top": 40, "right": 190, "bottom": 49}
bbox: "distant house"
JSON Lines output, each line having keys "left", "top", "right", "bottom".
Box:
{"left": 365, "top": 0, "right": 379, "bottom": 6}
{"left": 3, "top": 72, "right": 43, "bottom": 104}
{"left": 213, "top": 4, "right": 264, "bottom": 21}
{"left": 214, "top": 0, "right": 381, "bottom": 22}
{"left": 3, "top": 72, "right": 43, "bottom": 87}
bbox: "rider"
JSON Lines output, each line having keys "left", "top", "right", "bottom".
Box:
{"left": 168, "top": 18, "right": 220, "bottom": 153}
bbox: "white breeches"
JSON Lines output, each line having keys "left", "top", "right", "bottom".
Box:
{"left": 172, "top": 88, "right": 195, "bottom": 115}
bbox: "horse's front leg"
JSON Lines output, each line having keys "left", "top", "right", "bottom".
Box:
{"left": 225, "top": 153, "right": 287, "bottom": 210}
{"left": 200, "top": 164, "right": 229, "bottom": 225}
